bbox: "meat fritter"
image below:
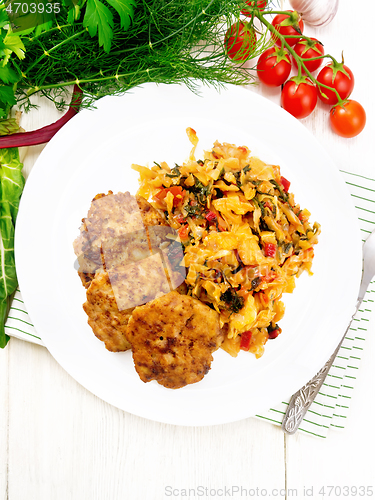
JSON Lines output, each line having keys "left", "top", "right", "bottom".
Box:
{"left": 83, "top": 270, "right": 133, "bottom": 352}
{"left": 126, "top": 291, "right": 223, "bottom": 388}
{"left": 107, "top": 253, "right": 173, "bottom": 311}
{"left": 73, "top": 191, "right": 168, "bottom": 288}
{"left": 83, "top": 255, "right": 186, "bottom": 352}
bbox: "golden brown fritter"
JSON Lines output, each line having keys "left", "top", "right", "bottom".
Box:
{"left": 126, "top": 291, "right": 223, "bottom": 389}
{"left": 83, "top": 256, "right": 186, "bottom": 352}
{"left": 73, "top": 191, "right": 168, "bottom": 288}
{"left": 83, "top": 270, "right": 133, "bottom": 352}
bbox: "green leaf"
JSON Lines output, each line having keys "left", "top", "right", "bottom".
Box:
{"left": 0, "top": 85, "right": 16, "bottom": 108}
{"left": 3, "top": 31, "right": 26, "bottom": 60}
{"left": 0, "top": 118, "right": 19, "bottom": 135}
{"left": 0, "top": 5, "right": 10, "bottom": 30}
{"left": 105, "top": 0, "right": 135, "bottom": 31}
{"left": 0, "top": 148, "right": 25, "bottom": 348}
{"left": 0, "top": 65, "right": 19, "bottom": 85}
{"left": 33, "top": 19, "right": 54, "bottom": 37}
{"left": 0, "top": 299, "right": 10, "bottom": 348}
{"left": 83, "top": 0, "right": 114, "bottom": 53}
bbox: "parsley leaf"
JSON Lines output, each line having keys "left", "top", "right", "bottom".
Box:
{"left": 0, "top": 66, "right": 19, "bottom": 85}
{"left": 106, "top": 0, "right": 135, "bottom": 31}
{"left": 1, "top": 31, "right": 26, "bottom": 63}
{"left": 83, "top": 0, "right": 135, "bottom": 53}
{"left": 0, "top": 86, "right": 17, "bottom": 110}
{"left": 83, "top": 0, "right": 114, "bottom": 53}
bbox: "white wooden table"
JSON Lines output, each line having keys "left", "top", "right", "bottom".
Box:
{"left": 1, "top": 2, "right": 375, "bottom": 498}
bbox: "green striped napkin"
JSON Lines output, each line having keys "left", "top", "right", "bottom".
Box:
{"left": 257, "top": 169, "right": 374, "bottom": 438}
{"left": 5, "top": 170, "right": 374, "bottom": 437}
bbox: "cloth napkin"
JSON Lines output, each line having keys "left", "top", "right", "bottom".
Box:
{"left": 5, "top": 169, "right": 374, "bottom": 438}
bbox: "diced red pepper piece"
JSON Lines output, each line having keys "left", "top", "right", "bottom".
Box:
{"left": 153, "top": 186, "right": 185, "bottom": 206}
{"left": 176, "top": 214, "right": 186, "bottom": 223}
{"left": 280, "top": 176, "right": 291, "bottom": 192}
{"left": 268, "top": 326, "right": 282, "bottom": 339}
{"left": 264, "top": 200, "right": 273, "bottom": 211}
{"left": 178, "top": 224, "right": 189, "bottom": 240}
{"left": 240, "top": 330, "right": 252, "bottom": 351}
{"left": 264, "top": 243, "right": 277, "bottom": 258}
{"left": 205, "top": 210, "right": 217, "bottom": 222}
{"left": 262, "top": 269, "right": 277, "bottom": 283}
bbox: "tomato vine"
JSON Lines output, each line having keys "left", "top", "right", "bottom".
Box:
{"left": 235, "top": 2, "right": 365, "bottom": 137}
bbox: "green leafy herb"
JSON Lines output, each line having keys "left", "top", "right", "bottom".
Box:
{"left": 270, "top": 179, "right": 289, "bottom": 202}
{"left": 82, "top": 0, "right": 135, "bottom": 53}
{"left": 220, "top": 287, "right": 244, "bottom": 314}
{"left": 83, "top": 0, "right": 115, "bottom": 53}
{"left": 190, "top": 177, "right": 212, "bottom": 205}
{"left": 10, "top": 0, "right": 255, "bottom": 111}
{"left": 184, "top": 203, "right": 202, "bottom": 218}
{"left": 165, "top": 164, "right": 181, "bottom": 178}
{"left": 0, "top": 147, "right": 25, "bottom": 348}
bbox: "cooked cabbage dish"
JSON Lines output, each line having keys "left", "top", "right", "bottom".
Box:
{"left": 132, "top": 128, "right": 320, "bottom": 358}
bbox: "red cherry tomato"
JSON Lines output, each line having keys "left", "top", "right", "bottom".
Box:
{"left": 330, "top": 100, "right": 366, "bottom": 138}
{"left": 272, "top": 10, "right": 304, "bottom": 47}
{"left": 292, "top": 38, "right": 324, "bottom": 73}
{"left": 256, "top": 46, "right": 291, "bottom": 87}
{"left": 317, "top": 62, "right": 355, "bottom": 105}
{"left": 225, "top": 21, "right": 257, "bottom": 62}
{"left": 281, "top": 78, "right": 318, "bottom": 119}
{"left": 241, "top": 0, "right": 268, "bottom": 16}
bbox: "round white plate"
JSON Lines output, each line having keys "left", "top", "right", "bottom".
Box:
{"left": 15, "top": 82, "right": 362, "bottom": 426}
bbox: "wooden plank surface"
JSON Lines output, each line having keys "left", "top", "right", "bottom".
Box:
{"left": 0, "top": 348, "right": 8, "bottom": 498}
{"left": 6, "top": 340, "right": 286, "bottom": 500}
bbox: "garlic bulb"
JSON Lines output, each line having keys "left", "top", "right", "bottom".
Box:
{"left": 289, "top": 0, "right": 339, "bottom": 27}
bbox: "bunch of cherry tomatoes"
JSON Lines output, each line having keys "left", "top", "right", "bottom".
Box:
{"left": 224, "top": 0, "right": 366, "bottom": 138}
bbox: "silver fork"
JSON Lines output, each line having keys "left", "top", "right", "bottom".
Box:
{"left": 281, "top": 228, "right": 375, "bottom": 435}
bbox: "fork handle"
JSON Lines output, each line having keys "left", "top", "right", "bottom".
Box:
{"left": 281, "top": 344, "right": 340, "bottom": 434}
{"left": 281, "top": 296, "right": 363, "bottom": 435}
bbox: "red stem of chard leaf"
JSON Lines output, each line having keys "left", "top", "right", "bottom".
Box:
{"left": 0, "top": 85, "right": 83, "bottom": 149}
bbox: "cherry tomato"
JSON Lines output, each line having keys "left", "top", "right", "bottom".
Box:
{"left": 292, "top": 38, "right": 324, "bottom": 73}
{"left": 272, "top": 11, "right": 304, "bottom": 47}
{"left": 329, "top": 100, "right": 366, "bottom": 138}
{"left": 225, "top": 21, "right": 257, "bottom": 62}
{"left": 316, "top": 62, "right": 354, "bottom": 105}
{"left": 241, "top": 0, "right": 268, "bottom": 16}
{"left": 281, "top": 77, "right": 318, "bottom": 119}
{"left": 256, "top": 46, "right": 291, "bottom": 87}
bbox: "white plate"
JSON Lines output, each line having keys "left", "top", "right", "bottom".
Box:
{"left": 15, "top": 82, "right": 362, "bottom": 426}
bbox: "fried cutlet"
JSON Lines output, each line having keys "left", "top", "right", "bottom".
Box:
{"left": 83, "top": 255, "right": 186, "bottom": 352}
{"left": 83, "top": 270, "right": 133, "bottom": 352}
{"left": 126, "top": 291, "right": 223, "bottom": 388}
{"left": 73, "top": 191, "right": 168, "bottom": 288}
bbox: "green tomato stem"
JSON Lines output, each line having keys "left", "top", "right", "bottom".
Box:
{"left": 254, "top": 10, "right": 343, "bottom": 104}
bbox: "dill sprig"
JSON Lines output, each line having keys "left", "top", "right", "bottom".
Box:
{"left": 13, "top": 0, "right": 268, "bottom": 110}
